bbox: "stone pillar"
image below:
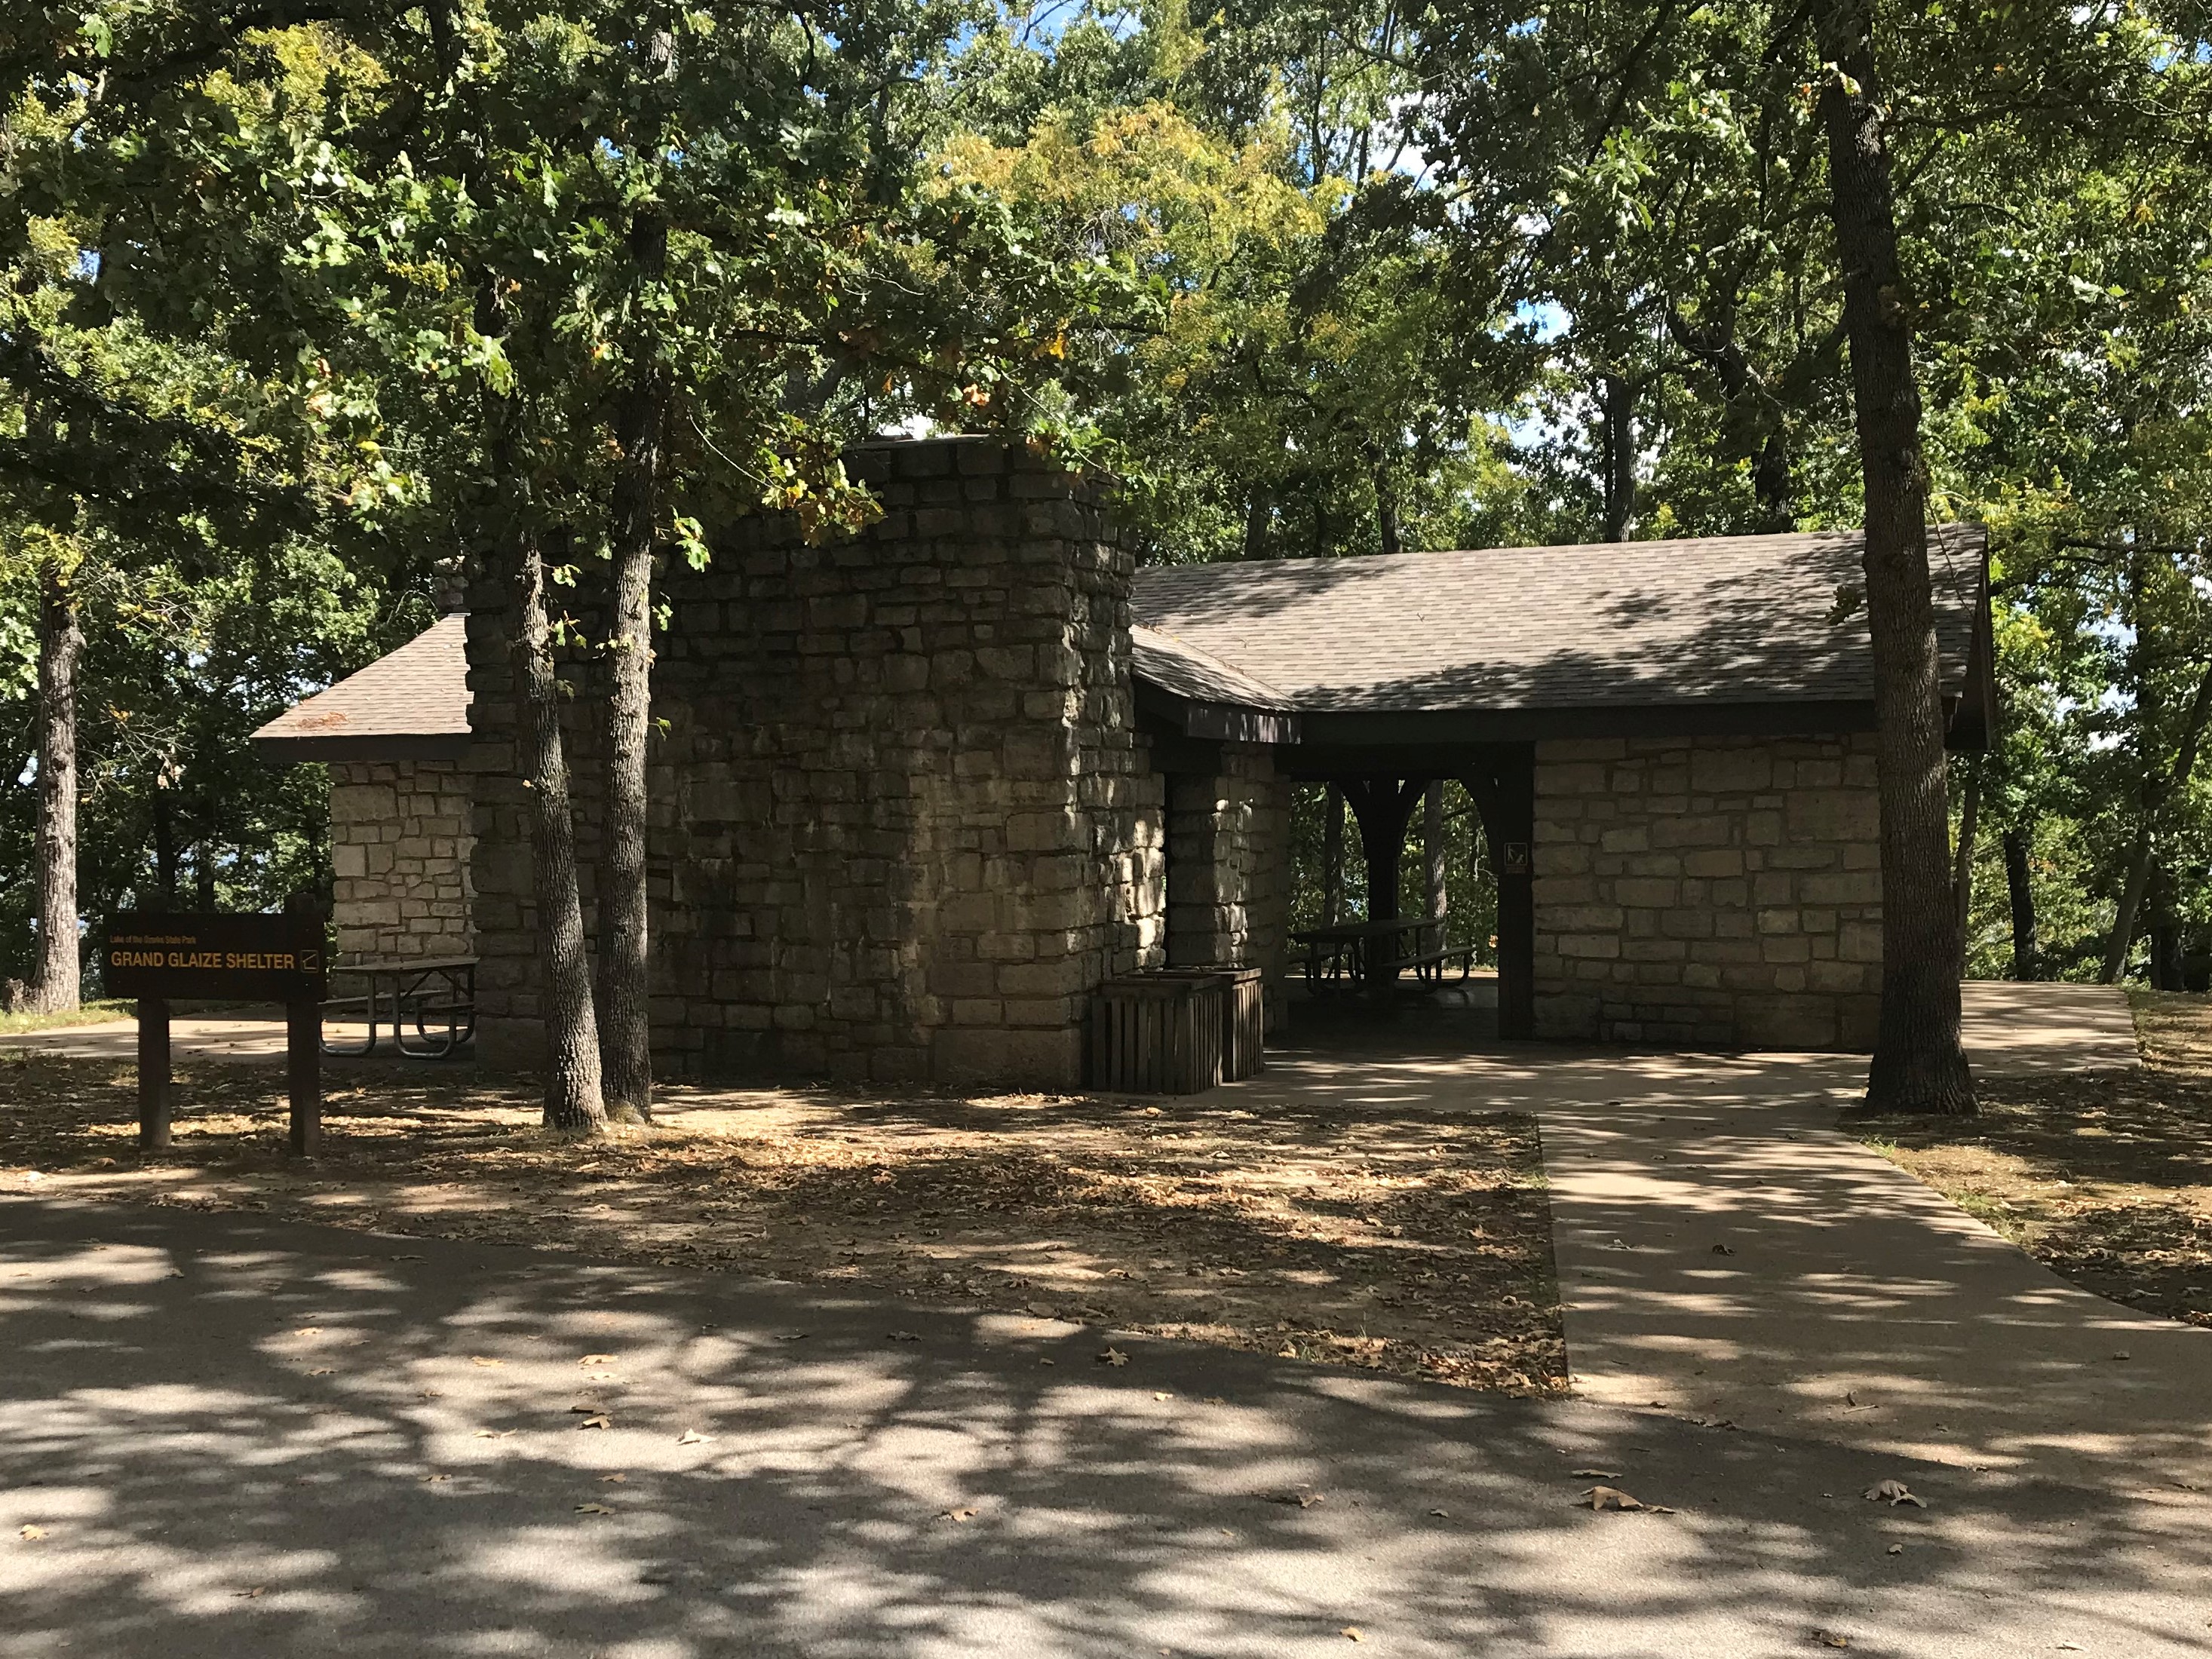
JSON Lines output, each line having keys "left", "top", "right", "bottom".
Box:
{"left": 1164, "top": 744, "right": 1291, "bottom": 1029}
{"left": 464, "top": 436, "right": 1155, "bottom": 1089}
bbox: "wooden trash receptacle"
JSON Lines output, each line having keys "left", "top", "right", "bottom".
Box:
{"left": 1210, "top": 966, "right": 1266, "bottom": 1081}
{"left": 1091, "top": 971, "right": 1226, "bottom": 1094}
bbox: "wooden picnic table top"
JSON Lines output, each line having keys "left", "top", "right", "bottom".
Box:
{"left": 1293, "top": 918, "right": 1434, "bottom": 943}
{"left": 329, "top": 956, "right": 480, "bottom": 977}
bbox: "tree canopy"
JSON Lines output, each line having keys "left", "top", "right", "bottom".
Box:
{"left": 4, "top": 0, "right": 2210, "bottom": 1007}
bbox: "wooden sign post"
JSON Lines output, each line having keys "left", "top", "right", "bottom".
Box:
{"left": 102, "top": 915, "right": 329, "bottom": 1155}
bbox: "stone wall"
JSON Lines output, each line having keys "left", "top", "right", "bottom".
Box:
{"left": 1164, "top": 743, "right": 1294, "bottom": 1030}
{"left": 328, "top": 759, "right": 475, "bottom": 961}
{"left": 1530, "top": 733, "right": 1882, "bottom": 1049}
{"left": 465, "top": 437, "right": 1164, "bottom": 1087}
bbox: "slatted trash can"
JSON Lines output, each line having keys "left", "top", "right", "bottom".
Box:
{"left": 1211, "top": 966, "right": 1266, "bottom": 1081}
{"left": 1091, "top": 971, "right": 1227, "bottom": 1095}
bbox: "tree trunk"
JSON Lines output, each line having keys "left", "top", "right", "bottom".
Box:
{"left": 594, "top": 21, "right": 676, "bottom": 1124}
{"left": 1600, "top": 373, "right": 1636, "bottom": 542}
{"left": 2100, "top": 659, "right": 2212, "bottom": 983}
{"left": 1814, "top": 0, "right": 1973, "bottom": 1113}
{"left": 481, "top": 287, "right": 607, "bottom": 1135}
{"left": 1952, "top": 756, "right": 1980, "bottom": 947}
{"left": 29, "top": 555, "right": 81, "bottom": 1011}
{"left": 1376, "top": 468, "right": 1402, "bottom": 557}
{"left": 152, "top": 766, "right": 179, "bottom": 911}
{"left": 1243, "top": 489, "right": 1270, "bottom": 561}
{"left": 1321, "top": 783, "right": 1343, "bottom": 926}
{"left": 1423, "top": 779, "right": 1448, "bottom": 949}
{"left": 2149, "top": 864, "right": 2183, "bottom": 991}
{"left": 2002, "top": 826, "right": 2036, "bottom": 981}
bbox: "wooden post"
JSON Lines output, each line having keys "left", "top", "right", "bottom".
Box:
{"left": 287, "top": 996, "right": 321, "bottom": 1156}
{"left": 137, "top": 996, "right": 171, "bottom": 1149}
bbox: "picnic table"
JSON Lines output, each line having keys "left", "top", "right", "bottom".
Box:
{"left": 321, "top": 956, "right": 478, "bottom": 1059}
{"left": 1293, "top": 918, "right": 1483, "bottom": 988}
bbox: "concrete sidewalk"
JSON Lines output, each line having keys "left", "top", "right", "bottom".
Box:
{"left": 1239, "top": 982, "right": 2212, "bottom": 1501}
{"left": 5, "top": 1197, "right": 2208, "bottom": 1657}
{"left": 0, "top": 1008, "right": 457, "bottom": 1066}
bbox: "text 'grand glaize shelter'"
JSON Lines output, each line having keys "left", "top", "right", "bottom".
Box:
{"left": 253, "top": 436, "right": 1994, "bottom": 1086}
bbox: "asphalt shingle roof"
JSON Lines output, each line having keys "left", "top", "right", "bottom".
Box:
{"left": 255, "top": 529, "right": 1989, "bottom": 755}
{"left": 1130, "top": 624, "right": 1296, "bottom": 711}
{"left": 1130, "top": 527, "right": 1987, "bottom": 713}
{"left": 251, "top": 614, "right": 471, "bottom": 758}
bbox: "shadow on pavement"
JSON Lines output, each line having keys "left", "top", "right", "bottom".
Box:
{"left": 2, "top": 1197, "right": 2206, "bottom": 1657}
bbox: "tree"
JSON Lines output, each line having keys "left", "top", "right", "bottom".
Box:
{"left": 1811, "top": 0, "right": 1973, "bottom": 1112}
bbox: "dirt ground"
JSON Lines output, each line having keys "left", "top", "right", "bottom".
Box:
{"left": 0, "top": 1052, "right": 1566, "bottom": 1394}
{"left": 1858, "top": 989, "right": 2212, "bottom": 1329}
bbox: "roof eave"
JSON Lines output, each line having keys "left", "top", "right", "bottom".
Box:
{"left": 252, "top": 733, "right": 473, "bottom": 764}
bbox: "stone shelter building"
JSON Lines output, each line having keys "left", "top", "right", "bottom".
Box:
{"left": 254, "top": 436, "right": 1994, "bottom": 1084}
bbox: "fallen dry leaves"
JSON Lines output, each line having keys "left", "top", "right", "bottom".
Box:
{"left": 0, "top": 1053, "right": 1566, "bottom": 1394}
{"left": 1858, "top": 989, "right": 2212, "bottom": 1331}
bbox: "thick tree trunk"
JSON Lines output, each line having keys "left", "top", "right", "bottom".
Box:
{"left": 1243, "top": 489, "right": 1270, "bottom": 561}
{"left": 597, "top": 383, "right": 661, "bottom": 1123}
{"left": 1423, "top": 779, "right": 1448, "bottom": 949}
{"left": 1376, "top": 468, "right": 1402, "bottom": 558}
{"left": 1952, "top": 756, "right": 1980, "bottom": 946}
{"left": 594, "top": 22, "right": 676, "bottom": 1123}
{"left": 514, "top": 517, "right": 609, "bottom": 1133}
{"left": 480, "top": 287, "right": 607, "bottom": 1135}
{"left": 29, "top": 557, "right": 80, "bottom": 1011}
{"left": 1600, "top": 373, "right": 1636, "bottom": 542}
{"left": 1814, "top": 0, "right": 1972, "bottom": 1113}
{"left": 2002, "top": 826, "right": 2036, "bottom": 981}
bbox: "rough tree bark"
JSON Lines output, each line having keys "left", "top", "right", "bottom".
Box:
{"left": 29, "top": 555, "right": 81, "bottom": 1011}
{"left": 481, "top": 284, "right": 607, "bottom": 1134}
{"left": 2002, "top": 826, "right": 2036, "bottom": 981}
{"left": 1321, "top": 783, "right": 1344, "bottom": 926}
{"left": 1599, "top": 373, "right": 1637, "bottom": 542}
{"left": 594, "top": 21, "right": 676, "bottom": 1124}
{"left": 1423, "top": 779, "right": 1448, "bottom": 949}
{"left": 1813, "top": 0, "right": 1973, "bottom": 1113}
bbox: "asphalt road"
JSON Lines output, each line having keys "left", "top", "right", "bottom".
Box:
{"left": 2, "top": 1197, "right": 2206, "bottom": 1657}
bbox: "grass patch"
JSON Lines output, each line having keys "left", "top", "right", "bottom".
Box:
{"left": 0, "top": 1051, "right": 1566, "bottom": 1394}
{"left": 0, "top": 1000, "right": 130, "bottom": 1036}
{"left": 1855, "top": 987, "right": 2212, "bottom": 1329}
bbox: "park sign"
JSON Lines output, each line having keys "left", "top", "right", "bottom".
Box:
{"left": 103, "top": 912, "right": 327, "bottom": 1001}
{"left": 102, "top": 912, "right": 330, "bottom": 1155}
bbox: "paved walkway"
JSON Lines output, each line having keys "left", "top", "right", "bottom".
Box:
{"left": 0, "top": 1008, "right": 424, "bottom": 1066}
{"left": 5, "top": 1197, "right": 2208, "bottom": 1657}
{"left": 1241, "top": 982, "right": 2212, "bottom": 1501}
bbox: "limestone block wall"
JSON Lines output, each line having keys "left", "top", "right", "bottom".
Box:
{"left": 465, "top": 437, "right": 1163, "bottom": 1087}
{"left": 1164, "top": 743, "right": 1294, "bottom": 1030}
{"left": 1530, "top": 733, "right": 1882, "bottom": 1049}
{"left": 327, "top": 759, "right": 475, "bottom": 961}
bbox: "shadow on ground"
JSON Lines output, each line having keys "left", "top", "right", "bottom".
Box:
{"left": 2, "top": 1198, "right": 2207, "bottom": 1658}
